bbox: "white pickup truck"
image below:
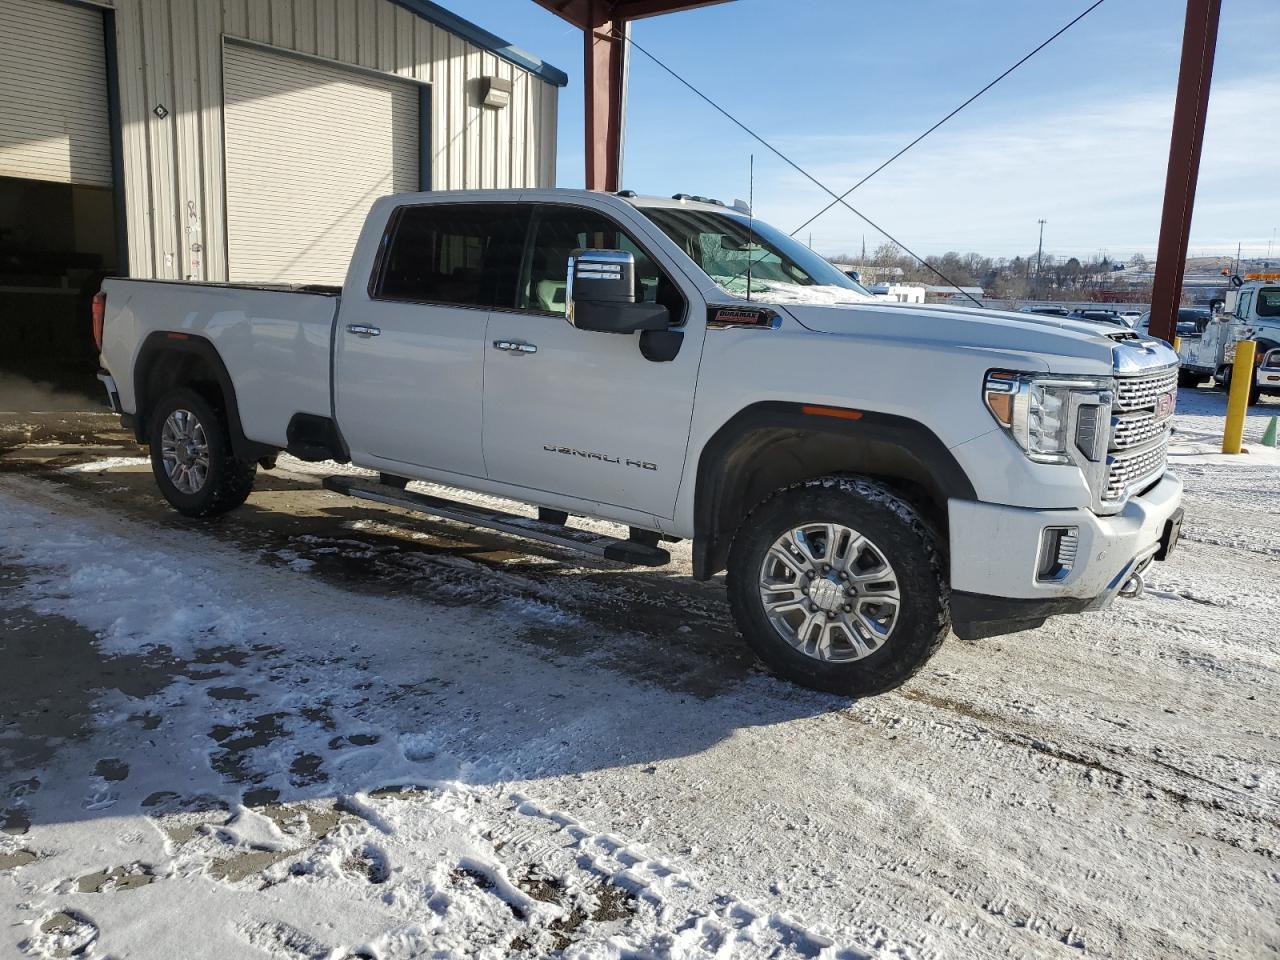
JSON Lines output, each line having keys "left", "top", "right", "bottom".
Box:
{"left": 93, "top": 189, "right": 1184, "bottom": 695}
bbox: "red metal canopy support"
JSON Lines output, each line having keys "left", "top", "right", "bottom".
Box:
{"left": 1148, "top": 0, "right": 1221, "bottom": 344}
{"left": 533, "top": 0, "right": 733, "bottom": 191}
{"left": 584, "top": 1, "right": 627, "bottom": 192}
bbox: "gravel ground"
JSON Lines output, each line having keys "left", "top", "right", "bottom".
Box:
{"left": 0, "top": 386, "right": 1277, "bottom": 959}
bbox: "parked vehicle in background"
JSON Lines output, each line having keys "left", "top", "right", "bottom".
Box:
{"left": 1257, "top": 348, "right": 1280, "bottom": 401}
{"left": 1068, "top": 308, "right": 1127, "bottom": 327}
{"left": 1119, "top": 310, "right": 1143, "bottom": 326}
{"left": 92, "top": 189, "right": 1185, "bottom": 697}
{"left": 1178, "top": 281, "right": 1280, "bottom": 403}
{"left": 1135, "top": 309, "right": 1207, "bottom": 343}
{"left": 1018, "top": 305, "right": 1071, "bottom": 317}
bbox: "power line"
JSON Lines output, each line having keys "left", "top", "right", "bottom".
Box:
{"left": 617, "top": 30, "right": 984, "bottom": 306}
{"left": 789, "top": 0, "right": 1108, "bottom": 239}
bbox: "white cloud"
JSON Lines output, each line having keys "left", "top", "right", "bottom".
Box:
{"left": 753, "top": 74, "right": 1280, "bottom": 261}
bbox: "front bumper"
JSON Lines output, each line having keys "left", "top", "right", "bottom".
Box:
{"left": 947, "top": 472, "right": 1183, "bottom": 638}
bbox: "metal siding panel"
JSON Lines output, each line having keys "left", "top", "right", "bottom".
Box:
{"left": 335, "top": 0, "right": 355, "bottom": 62}
{"left": 539, "top": 80, "right": 557, "bottom": 187}
{"left": 168, "top": 0, "right": 205, "bottom": 280}
{"left": 314, "top": 0, "right": 336, "bottom": 59}
{"left": 141, "top": 0, "right": 180, "bottom": 278}
{"left": 0, "top": 0, "right": 113, "bottom": 185}
{"left": 221, "top": 0, "right": 246, "bottom": 38}
{"left": 113, "top": 0, "right": 153, "bottom": 275}
{"left": 270, "top": 0, "right": 292, "bottom": 47}
{"left": 197, "top": 0, "right": 227, "bottom": 280}
{"left": 221, "top": 42, "right": 418, "bottom": 284}
{"left": 393, "top": 3, "right": 414, "bottom": 77}
{"left": 292, "top": 0, "right": 317, "bottom": 55}
{"left": 356, "top": 0, "right": 377, "bottom": 68}
{"left": 246, "top": 0, "right": 270, "bottom": 41}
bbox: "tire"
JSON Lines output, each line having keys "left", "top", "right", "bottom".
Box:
{"left": 149, "top": 387, "right": 256, "bottom": 517}
{"left": 1220, "top": 365, "right": 1263, "bottom": 406}
{"left": 1177, "top": 368, "right": 1200, "bottom": 389}
{"left": 726, "top": 476, "right": 948, "bottom": 696}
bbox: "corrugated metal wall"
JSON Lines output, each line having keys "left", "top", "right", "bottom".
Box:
{"left": 102, "top": 0, "right": 559, "bottom": 281}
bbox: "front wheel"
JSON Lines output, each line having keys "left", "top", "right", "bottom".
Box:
{"left": 726, "top": 476, "right": 949, "bottom": 696}
{"left": 149, "top": 387, "right": 256, "bottom": 517}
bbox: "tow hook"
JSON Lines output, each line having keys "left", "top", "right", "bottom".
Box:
{"left": 1118, "top": 571, "right": 1145, "bottom": 600}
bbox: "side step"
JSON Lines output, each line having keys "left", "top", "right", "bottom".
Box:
{"left": 321, "top": 474, "right": 671, "bottom": 567}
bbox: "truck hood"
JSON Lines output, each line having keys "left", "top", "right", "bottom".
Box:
{"left": 777, "top": 300, "right": 1174, "bottom": 373}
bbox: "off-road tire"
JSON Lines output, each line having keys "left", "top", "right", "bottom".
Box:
{"left": 149, "top": 387, "right": 256, "bottom": 517}
{"left": 1177, "top": 368, "right": 1200, "bottom": 389}
{"left": 726, "top": 476, "right": 949, "bottom": 696}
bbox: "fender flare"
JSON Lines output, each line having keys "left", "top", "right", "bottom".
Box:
{"left": 132, "top": 332, "right": 276, "bottom": 461}
{"left": 691, "top": 401, "right": 976, "bottom": 580}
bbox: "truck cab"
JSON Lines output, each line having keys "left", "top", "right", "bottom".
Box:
{"left": 1179, "top": 279, "right": 1280, "bottom": 401}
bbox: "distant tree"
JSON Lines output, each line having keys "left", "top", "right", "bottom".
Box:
{"left": 1130, "top": 253, "right": 1149, "bottom": 271}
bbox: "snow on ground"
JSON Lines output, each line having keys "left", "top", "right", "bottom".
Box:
{"left": 0, "top": 387, "right": 1278, "bottom": 959}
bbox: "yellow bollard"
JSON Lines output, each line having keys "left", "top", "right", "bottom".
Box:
{"left": 1222, "top": 340, "right": 1256, "bottom": 454}
{"left": 1173, "top": 335, "right": 1181, "bottom": 353}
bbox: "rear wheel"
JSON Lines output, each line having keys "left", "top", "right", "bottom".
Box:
{"left": 1220, "top": 364, "right": 1262, "bottom": 406}
{"left": 149, "top": 387, "right": 256, "bottom": 517}
{"left": 1177, "top": 368, "right": 1200, "bottom": 389}
{"left": 726, "top": 476, "right": 948, "bottom": 696}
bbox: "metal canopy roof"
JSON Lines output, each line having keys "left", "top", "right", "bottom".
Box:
{"left": 531, "top": 0, "right": 732, "bottom": 29}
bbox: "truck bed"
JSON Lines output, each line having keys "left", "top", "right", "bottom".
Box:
{"left": 99, "top": 277, "right": 342, "bottom": 450}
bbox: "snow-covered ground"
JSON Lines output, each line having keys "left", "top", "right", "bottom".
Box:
{"left": 1, "top": 388, "right": 1278, "bottom": 959}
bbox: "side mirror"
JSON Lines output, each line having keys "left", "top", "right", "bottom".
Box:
{"left": 567, "top": 249, "right": 669, "bottom": 334}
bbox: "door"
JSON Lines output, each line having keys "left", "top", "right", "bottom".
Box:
{"left": 335, "top": 202, "right": 530, "bottom": 478}
{"left": 483, "top": 202, "right": 705, "bottom": 519}
{"left": 222, "top": 42, "right": 420, "bottom": 284}
{"left": 0, "top": 0, "right": 112, "bottom": 187}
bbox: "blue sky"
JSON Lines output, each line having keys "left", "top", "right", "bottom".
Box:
{"left": 454, "top": 0, "right": 1280, "bottom": 261}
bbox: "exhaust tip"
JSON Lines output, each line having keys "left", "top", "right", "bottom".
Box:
{"left": 1118, "top": 572, "right": 1145, "bottom": 599}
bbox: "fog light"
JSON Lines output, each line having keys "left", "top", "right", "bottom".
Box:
{"left": 1037, "top": 526, "right": 1079, "bottom": 582}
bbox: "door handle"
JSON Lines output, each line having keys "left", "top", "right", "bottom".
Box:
{"left": 346, "top": 323, "right": 380, "bottom": 337}
{"left": 493, "top": 339, "right": 537, "bottom": 355}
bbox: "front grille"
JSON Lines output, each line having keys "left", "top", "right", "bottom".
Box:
{"left": 1111, "top": 410, "right": 1170, "bottom": 450}
{"left": 1102, "top": 365, "right": 1177, "bottom": 502}
{"left": 1114, "top": 367, "right": 1177, "bottom": 412}
{"left": 1105, "top": 438, "right": 1169, "bottom": 500}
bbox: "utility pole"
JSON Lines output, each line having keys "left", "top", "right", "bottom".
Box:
{"left": 1234, "top": 241, "right": 1241, "bottom": 276}
{"left": 1149, "top": 0, "right": 1221, "bottom": 342}
{"left": 1035, "top": 219, "right": 1046, "bottom": 298}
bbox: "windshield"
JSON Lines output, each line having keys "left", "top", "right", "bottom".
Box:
{"left": 636, "top": 206, "right": 873, "bottom": 304}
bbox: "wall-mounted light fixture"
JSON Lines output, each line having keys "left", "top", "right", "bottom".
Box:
{"left": 480, "top": 76, "right": 512, "bottom": 109}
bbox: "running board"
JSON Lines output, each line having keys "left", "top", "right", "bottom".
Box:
{"left": 321, "top": 474, "right": 671, "bottom": 567}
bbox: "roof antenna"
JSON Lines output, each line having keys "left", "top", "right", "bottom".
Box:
{"left": 746, "top": 153, "right": 755, "bottom": 301}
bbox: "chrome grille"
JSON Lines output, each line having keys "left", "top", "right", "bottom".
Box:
{"left": 1105, "top": 439, "right": 1169, "bottom": 500}
{"left": 1111, "top": 411, "right": 1170, "bottom": 450}
{"left": 1114, "top": 367, "right": 1177, "bottom": 412}
{"left": 1102, "top": 364, "right": 1177, "bottom": 502}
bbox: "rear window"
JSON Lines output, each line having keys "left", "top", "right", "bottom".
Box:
{"left": 373, "top": 204, "right": 529, "bottom": 308}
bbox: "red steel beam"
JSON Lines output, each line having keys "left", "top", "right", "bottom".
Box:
{"left": 584, "top": 1, "right": 626, "bottom": 192}
{"left": 533, "top": 0, "right": 734, "bottom": 190}
{"left": 1148, "top": 0, "right": 1221, "bottom": 344}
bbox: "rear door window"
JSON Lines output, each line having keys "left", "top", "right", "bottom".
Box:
{"left": 1257, "top": 287, "right": 1280, "bottom": 317}
{"left": 373, "top": 204, "right": 530, "bottom": 309}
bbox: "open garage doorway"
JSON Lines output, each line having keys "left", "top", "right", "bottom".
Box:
{"left": 0, "top": 176, "right": 118, "bottom": 392}
{"left": 0, "top": 0, "right": 119, "bottom": 400}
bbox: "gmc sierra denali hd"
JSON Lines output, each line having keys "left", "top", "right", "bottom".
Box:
{"left": 93, "top": 189, "right": 1185, "bottom": 696}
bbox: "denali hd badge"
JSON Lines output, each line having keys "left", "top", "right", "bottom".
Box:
{"left": 543, "top": 444, "right": 657, "bottom": 471}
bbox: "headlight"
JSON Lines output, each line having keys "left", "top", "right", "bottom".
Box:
{"left": 983, "top": 371, "right": 1113, "bottom": 464}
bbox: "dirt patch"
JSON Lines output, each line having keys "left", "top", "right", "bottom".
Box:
{"left": 0, "top": 848, "right": 38, "bottom": 870}
{"left": 77, "top": 861, "right": 156, "bottom": 893}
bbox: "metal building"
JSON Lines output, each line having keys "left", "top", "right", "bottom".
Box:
{"left": 1, "top": 0, "right": 564, "bottom": 367}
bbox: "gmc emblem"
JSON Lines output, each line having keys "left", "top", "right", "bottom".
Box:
{"left": 1155, "top": 391, "right": 1175, "bottom": 418}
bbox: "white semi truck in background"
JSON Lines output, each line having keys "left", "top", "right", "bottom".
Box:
{"left": 93, "top": 189, "right": 1185, "bottom": 696}
{"left": 1179, "top": 279, "right": 1280, "bottom": 404}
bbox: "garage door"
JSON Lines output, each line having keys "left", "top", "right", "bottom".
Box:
{"left": 0, "top": 0, "right": 112, "bottom": 186}
{"left": 223, "top": 43, "right": 420, "bottom": 285}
